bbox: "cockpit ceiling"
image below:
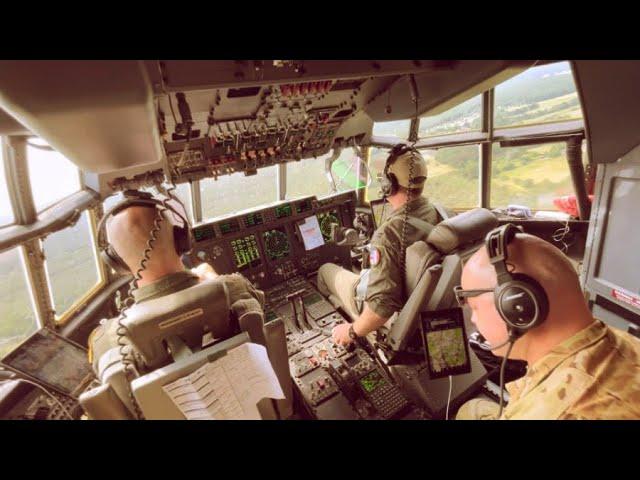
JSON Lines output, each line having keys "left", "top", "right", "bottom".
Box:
{"left": 0, "top": 60, "right": 533, "bottom": 178}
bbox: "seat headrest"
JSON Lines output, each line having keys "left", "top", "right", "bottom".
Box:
{"left": 123, "top": 278, "right": 233, "bottom": 370}
{"left": 427, "top": 208, "right": 498, "bottom": 254}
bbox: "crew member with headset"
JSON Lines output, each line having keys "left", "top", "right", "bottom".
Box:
{"left": 455, "top": 224, "right": 640, "bottom": 419}
{"left": 317, "top": 143, "right": 439, "bottom": 346}
{"left": 88, "top": 189, "right": 265, "bottom": 375}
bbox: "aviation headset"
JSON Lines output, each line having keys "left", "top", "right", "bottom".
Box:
{"left": 97, "top": 190, "right": 193, "bottom": 276}
{"left": 485, "top": 223, "right": 550, "bottom": 333}
{"left": 380, "top": 143, "right": 424, "bottom": 197}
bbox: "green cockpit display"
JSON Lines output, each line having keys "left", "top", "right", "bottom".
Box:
{"left": 359, "top": 370, "right": 385, "bottom": 393}
{"left": 317, "top": 210, "right": 340, "bottom": 242}
{"left": 230, "top": 235, "right": 261, "bottom": 270}
{"left": 262, "top": 227, "right": 290, "bottom": 260}
{"left": 275, "top": 204, "right": 292, "bottom": 219}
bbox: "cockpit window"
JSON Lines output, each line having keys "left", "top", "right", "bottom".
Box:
{"left": 494, "top": 61, "right": 583, "bottom": 128}
{"left": 419, "top": 95, "right": 482, "bottom": 138}
{"left": 491, "top": 142, "right": 574, "bottom": 210}
{"left": 0, "top": 144, "right": 14, "bottom": 227}
{"left": 0, "top": 247, "right": 38, "bottom": 358}
{"left": 27, "top": 139, "right": 81, "bottom": 212}
{"left": 423, "top": 145, "right": 479, "bottom": 209}
{"left": 42, "top": 211, "right": 103, "bottom": 320}
{"left": 372, "top": 119, "right": 411, "bottom": 139}
{"left": 200, "top": 165, "right": 278, "bottom": 221}
{"left": 366, "top": 147, "right": 389, "bottom": 202}
{"left": 286, "top": 155, "right": 329, "bottom": 200}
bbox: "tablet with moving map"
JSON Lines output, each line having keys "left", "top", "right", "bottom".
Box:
{"left": 420, "top": 308, "right": 472, "bottom": 379}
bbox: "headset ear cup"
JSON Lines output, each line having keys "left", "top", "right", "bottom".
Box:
{"left": 494, "top": 273, "right": 549, "bottom": 331}
{"left": 173, "top": 226, "right": 192, "bottom": 255}
{"left": 387, "top": 172, "right": 399, "bottom": 196}
{"left": 101, "top": 246, "right": 130, "bottom": 276}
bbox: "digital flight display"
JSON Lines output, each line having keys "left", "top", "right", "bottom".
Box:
{"left": 219, "top": 219, "right": 240, "bottom": 235}
{"left": 245, "top": 212, "right": 264, "bottom": 227}
{"left": 262, "top": 227, "right": 291, "bottom": 261}
{"left": 275, "top": 204, "right": 292, "bottom": 219}
{"left": 317, "top": 210, "right": 341, "bottom": 242}
{"left": 420, "top": 308, "right": 471, "bottom": 379}
{"left": 359, "top": 370, "right": 386, "bottom": 393}
{"left": 230, "top": 235, "right": 261, "bottom": 271}
{"left": 193, "top": 224, "right": 215, "bottom": 242}
{"left": 296, "top": 198, "right": 313, "bottom": 214}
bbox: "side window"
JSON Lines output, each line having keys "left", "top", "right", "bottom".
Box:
{"left": 0, "top": 248, "right": 38, "bottom": 358}
{"left": 491, "top": 142, "right": 573, "bottom": 210}
{"left": 42, "top": 211, "right": 103, "bottom": 320}
{"left": 200, "top": 165, "right": 278, "bottom": 220}
{"left": 494, "top": 61, "right": 583, "bottom": 128}
{"left": 419, "top": 95, "right": 482, "bottom": 137}
{"left": 27, "top": 139, "right": 81, "bottom": 212}
{"left": 423, "top": 145, "right": 479, "bottom": 209}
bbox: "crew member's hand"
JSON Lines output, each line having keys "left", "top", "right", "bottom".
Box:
{"left": 192, "top": 263, "right": 218, "bottom": 281}
{"left": 332, "top": 323, "right": 354, "bottom": 346}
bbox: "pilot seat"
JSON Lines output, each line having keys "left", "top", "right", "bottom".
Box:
{"left": 375, "top": 207, "right": 499, "bottom": 417}
{"left": 79, "top": 275, "right": 293, "bottom": 420}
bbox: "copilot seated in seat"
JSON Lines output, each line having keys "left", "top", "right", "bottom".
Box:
{"left": 317, "top": 145, "right": 438, "bottom": 346}
{"left": 83, "top": 190, "right": 290, "bottom": 419}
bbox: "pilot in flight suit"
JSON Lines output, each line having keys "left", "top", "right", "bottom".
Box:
{"left": 317, "top": 145, "right": 439, "bottom": 345}
{"left": 87, "top": 198, "right": 264, "bottom": 371}
{"left": 455, "top": 229, "right": 640, "bottom": 420}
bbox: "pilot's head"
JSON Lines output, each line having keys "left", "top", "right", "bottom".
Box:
{"left": 381, "top": 144, "right": 428, "bottom": 206}
{"left": 106, "top": 206, "right": 185, "bottom": 286}
{"left": 460, "top": 233, "right": 592, "bottom": 362}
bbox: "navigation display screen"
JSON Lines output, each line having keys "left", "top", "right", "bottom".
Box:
{"left": 219, "top": 219, "right": 240, "bottom": 235}
{"left": 193, "top": 224, "right": 215, "bottom": 242}
{"left": 317, "top": 210, "right": 341, "bottom": 242}
{"left": 244, "top": 212, "right": 264, "bottom": 227}
{"left": 420, "top": 308, "right": 471, "bottom": 379}
{"left": 1, "top": 328, "right": 93, "bottom": 397}
{"left": 230, "top": 235, "right": 261, "bottom": 271}
{"left": 359, "top": 370, "right": 386, "bottom": 393}
{"left": 297, "top": 215, "right": 325, "bottom": 251}
{"left": 275, "top": 204, "right": 292, "bottom": 219}
{"left": 262, "top": 227, "right": 291, "bottom": 261}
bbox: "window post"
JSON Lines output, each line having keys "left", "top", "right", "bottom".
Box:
{"left": 479, "top": 89, "right": 494, "bottom": 209}
{"left": 190, "top": 179, "right": 203, "bottom": 224}
{"left": 3, "top": 135, "right": 55, "bottom": 328}
{"left": 278, "top": 163, "right": 286, "bottom": 201}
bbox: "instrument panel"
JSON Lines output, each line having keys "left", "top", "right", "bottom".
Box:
{"left": 263, "top": 276, "right": 421, "bottom": 420}
{"left": 187, "top": 191, "right": 357, "bottom": 289}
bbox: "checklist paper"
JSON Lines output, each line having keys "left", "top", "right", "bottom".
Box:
{"left": 161, "top": 343, "right": 285, "bottom": 420}
{"left": 298, "top": 215, "right": 325, "bottom": 251}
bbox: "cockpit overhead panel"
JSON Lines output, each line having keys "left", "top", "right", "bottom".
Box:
{"left": 159, "top": 77, "right": 378, "bottom": 184}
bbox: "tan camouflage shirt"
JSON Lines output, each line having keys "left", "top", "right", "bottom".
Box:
{"left": 503, "top": 320, "right": 640, "bottom": 419}
{"left": 365, "top": 196, "right": 438, "bottom": 319}
{"left": 458, "top": 320, "right": 640, "bottom": 420}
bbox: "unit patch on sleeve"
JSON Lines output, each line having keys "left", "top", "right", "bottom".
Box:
{"left": 370, "top": 247, "right": 381, "bottom": 266}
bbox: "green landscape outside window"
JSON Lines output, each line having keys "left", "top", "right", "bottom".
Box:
{"left": 43, "top": 211, "right": 101, "bottom": 318}
{"left": 0, "top": 248, "right": 37, "bottom": 359}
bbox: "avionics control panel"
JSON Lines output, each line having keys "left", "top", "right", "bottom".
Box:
{"left": 264, "top": 276, "right": 420, "bottom": 420}
{"left": 187, "top": 191, "right": 356, "bottom": 289}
